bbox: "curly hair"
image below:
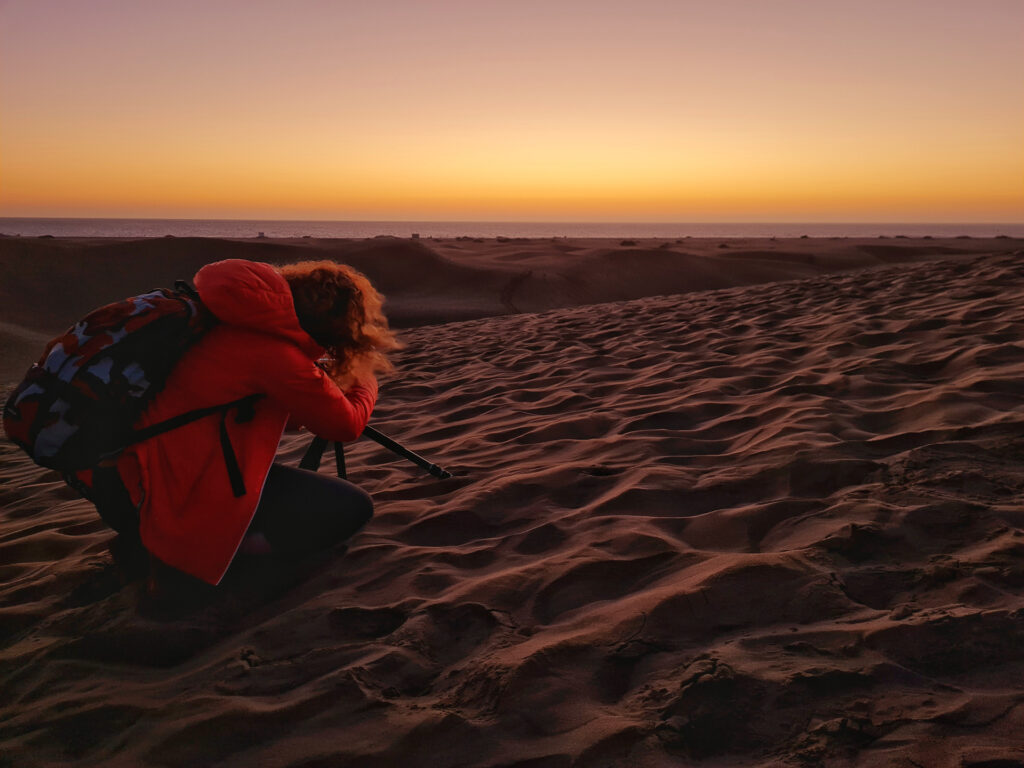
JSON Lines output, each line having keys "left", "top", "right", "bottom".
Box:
{"left": 278, "top": 260, "right": 401, "bottom": 387}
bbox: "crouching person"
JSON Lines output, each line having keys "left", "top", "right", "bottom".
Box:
{"left": 106, "top": 259, "right": 399, "bottom": 586}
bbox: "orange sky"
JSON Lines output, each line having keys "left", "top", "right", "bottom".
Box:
{"left": 1, "top": 0, "right": 1022, "bottom": 222}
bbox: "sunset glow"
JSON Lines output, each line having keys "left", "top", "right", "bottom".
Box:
{"left": 1, "top": 0, "right": 1021, "bottom": 222}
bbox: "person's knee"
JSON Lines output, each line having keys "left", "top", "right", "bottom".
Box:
{"left": 326, "top": 484, "right": 373, "bottom": 544}
{"left": 351, "top": 487, "right": 374, "bottom": 528}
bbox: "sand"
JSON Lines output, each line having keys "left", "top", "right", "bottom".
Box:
{"left": 1, "top": 235, "right": 1024, "bottom": 767}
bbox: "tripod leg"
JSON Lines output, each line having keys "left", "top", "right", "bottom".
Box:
{"left": 300, "top": 436, "right": 329, "bottom": 470}
{"left": 334, "top": 441, "right": 347, "bottom": 479}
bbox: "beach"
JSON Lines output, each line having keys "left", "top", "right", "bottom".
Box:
{"left": 2, "top": 235, "right": 1024, "bottom": 766}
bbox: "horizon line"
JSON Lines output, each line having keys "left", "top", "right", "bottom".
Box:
{"left": 2, "top": 215, "right": 1023, "bottom": 226}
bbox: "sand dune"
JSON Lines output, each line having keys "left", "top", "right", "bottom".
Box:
{"left": 0, "top": 234, "right": 1006, "bottom": 382}
{"left": 2, "top": 241, "right": 1024, "bottom": 766}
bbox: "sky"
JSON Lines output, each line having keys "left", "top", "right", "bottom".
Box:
{"left": 1, "top": 0, "right": 1022, "bottom": 222}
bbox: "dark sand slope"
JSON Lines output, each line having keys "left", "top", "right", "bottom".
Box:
{"left": 0, "top": 235, "right": 1011, "bottom": 383}
{"left": 1, "top": 249, "right": 1024, "bottom": 766}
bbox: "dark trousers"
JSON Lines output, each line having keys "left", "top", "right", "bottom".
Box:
{"left": 247, "top": 462, "right": 374, "bottom": 558}
{"left": 93, "top": 462, "right": 373, "bottom": 561}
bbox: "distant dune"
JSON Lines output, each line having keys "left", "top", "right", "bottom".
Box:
{"left": 0, "top": 234, "right": 1009, "bottom": 382}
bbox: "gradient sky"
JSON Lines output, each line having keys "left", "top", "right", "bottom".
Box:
{"left": 1, "top": 0, "right": 1022, "bottom": 222}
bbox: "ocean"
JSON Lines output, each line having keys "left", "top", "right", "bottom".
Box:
{"left": 1, "top": 218, "right": 1022, "bottom": 240}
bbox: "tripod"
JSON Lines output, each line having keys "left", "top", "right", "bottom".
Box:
{"left": 299, "top": 426, "right": 452, "bottom": 479}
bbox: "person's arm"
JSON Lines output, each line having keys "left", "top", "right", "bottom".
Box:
{"left": 258, "top": 345, "right": 378, "bottom": 442}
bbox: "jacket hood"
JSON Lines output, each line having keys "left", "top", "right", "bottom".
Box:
{"left": 194, "top": 259, "right": 323, "bottom": 358}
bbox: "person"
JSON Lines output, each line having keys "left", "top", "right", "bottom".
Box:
{"left": 94, "top": 258, "right": 400, "bottom": 586}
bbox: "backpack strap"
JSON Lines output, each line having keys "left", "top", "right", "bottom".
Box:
{"left": 127, "top": 393, "right": 264, "bottom": 497}
{"left": 174, "top": 279, "right": 201, "bottom": 301}
{"left": 128, "top": 394, "right": 262, "bottom": 443}
{"left": 219, "top": 408, "right": 247, "bottom": 497}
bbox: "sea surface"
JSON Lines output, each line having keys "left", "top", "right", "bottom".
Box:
{"left": 1, "top": 218, "right": 1023, "bottom": 240}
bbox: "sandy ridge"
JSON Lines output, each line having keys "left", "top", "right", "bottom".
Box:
{"left": 1, "top": 234, "right": 1014, "bottom": 383}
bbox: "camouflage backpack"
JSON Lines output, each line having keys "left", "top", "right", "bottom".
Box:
{"left": 3, "top": 282, "right": 259, "bottom": 499}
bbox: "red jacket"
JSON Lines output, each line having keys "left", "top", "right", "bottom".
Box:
{"left": 118, "top": 259, "right": 378, "bottom": 584}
